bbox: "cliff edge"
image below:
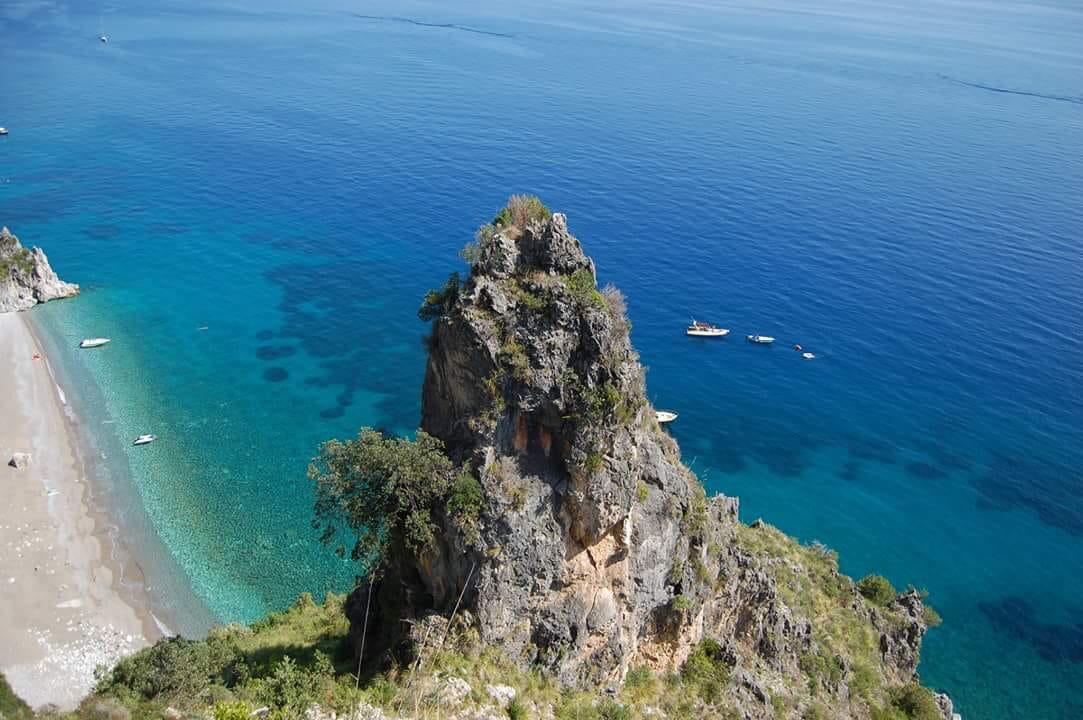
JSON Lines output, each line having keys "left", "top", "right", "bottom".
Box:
{"left": 345, "top": 199, "right": 957, "bottom": 720}
{"left": 0, "top": 227, "right": 79, "bottom": 313}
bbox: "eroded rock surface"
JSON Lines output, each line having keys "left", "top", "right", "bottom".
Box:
{"left": 352, "top": 211, "right": 953, "bottom": 719}
{"left": 0, "top": 227, "right": 79, "bottom": 313}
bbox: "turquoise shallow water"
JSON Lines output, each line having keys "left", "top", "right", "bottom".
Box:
{"left": 2, "top": 0, "right": 1082, "bottom": 717}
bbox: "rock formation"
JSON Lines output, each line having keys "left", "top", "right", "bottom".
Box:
{"left": 350, "top": 207, "right": 954, "bottom": 719}
{"left": 0, "top": 227, "right": 79, "bottom": 313}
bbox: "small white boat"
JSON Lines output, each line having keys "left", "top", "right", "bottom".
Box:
{"left": 747, "top": 335, "right": 775, "bottom": 344}
{"left": 79, "top": 338, "right": 111, "bottom": 348}
{"left": 99, "top": 35, "right": 108, "bottom": 43}
{"left": 801, "top": 352, "right": 816, "bottom": 360}
{"left": 687, "top": 319, "right": 729, "bottom": 337}
{"left": 0, "top": 128, "right": 8, "bottom": 136}
{"left": 132, "top": 434, "right": 157, "bottom": 446}
{"left": 656, "top": 410, "right": 678, "bottom": 424}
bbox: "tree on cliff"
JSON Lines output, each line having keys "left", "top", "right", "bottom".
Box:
{"left": 309, "top": 428, "right": 482, "bottom": 570}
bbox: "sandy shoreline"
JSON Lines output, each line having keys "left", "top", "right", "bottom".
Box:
{"left": 0, "top": 311, "right": 159, "bottom": 710}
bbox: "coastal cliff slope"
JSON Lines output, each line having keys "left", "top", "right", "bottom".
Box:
{"left": 348, "top": 201, "right": 956, "bottom": 720}
{"left": 0, "top": 227, "right": 79, "bottom": 313}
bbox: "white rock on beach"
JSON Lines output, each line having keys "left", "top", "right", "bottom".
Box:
{"left": 9, "top": 451, "right": 32, "bottom": 468}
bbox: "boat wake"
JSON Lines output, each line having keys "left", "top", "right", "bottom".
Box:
{"left": 938, "top": 74, "right": 1083, "bottom": 106}
{"left": 349, "top": 13, "right": 513, "bottom": 39}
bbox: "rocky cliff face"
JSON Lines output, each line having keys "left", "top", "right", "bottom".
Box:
{"left": 353, "top": 209, "right": 954, "bottom": 719}
{"left": 0, "top": 227, "right": 79, "bottom": 313}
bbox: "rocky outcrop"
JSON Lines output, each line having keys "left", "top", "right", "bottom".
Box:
{"left": 351, "top": 207, "right": 953, "bottom": 719}
{"left": 0, "top": 227, "right": 79, "bottom": 313}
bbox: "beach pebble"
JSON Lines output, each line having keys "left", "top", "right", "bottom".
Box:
{"left": 9, "top": 452, "right": 32, "bottom": 468}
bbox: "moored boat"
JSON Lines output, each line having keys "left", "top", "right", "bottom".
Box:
{"left": 79, "top": 338, "right": 111, "bottom": 348}
{"left": 687, "top": 319, "right": 729, "bottom": 337}
{"left": 801, "top": 352, "right": 816, "bottom": 360}
{"left": 746, "top": 335, "right": 775, "bottom": 344}
{"left": 132, "top": 434, "right": 157, "bottom": 446}
{"left": 656, "top": 410, "right": 678, "bottom": 424}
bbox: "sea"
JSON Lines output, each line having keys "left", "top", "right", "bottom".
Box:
{"left": 1, "top": 0, "right": 1081, "bottom": 717}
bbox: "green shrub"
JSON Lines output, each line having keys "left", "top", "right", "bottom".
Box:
{"left": 624, "top": 666, "right": 653, "bottom": 688}
{"left": 922, "top": 604, "right": 943, "bottom": 627}
{"left": 888, "top": 683, "right": 942, "bottom": 720}
{"left": 598, "top": 699, "right": 631, "bottom": 720}
{"left": 505, "top": 195, "right": 551, "bottom": 228}
{"left": 0, "top": 672, "right": 32, "bottom": 720}
{"left": 771, "top": 693, "right": 786, "bottom": 719}
{"left": 500, "top": 337, "right": 531, "bottom": 382}
{"left": 418, "top": 272, "right": 462, "bottom": 322}
{"left": 213, "top": 701, "right": 253, "bottom": 720}
{"left": 636, "top": 481, "right": 649, "bottom": 503}
{"left": 566, "top": 269, "right": 605, "bottom": 309}
{"left": 96, "top": 634, "right": 243, "bottom": 701}
{"left": 310, "top": 429, "right": 458, "bottom": 564}
{"left": 251, "top": 654, "right": 333, "bottom": 716}
{"left": 672, "top": 595, "right": 693, "bottom": 614}
{"left": 448, "top": 471, "right": 484, "bottom": 542}
{"left": 507, "top": 697, "right": 528, "bottom": 720}
{"left": 583, "top": 453, "right": 604, "bottom": 474}
{"left": 493, "top": 206, "right": 514, "bottom": 228}
{"left": 857, "top": 575, "right": 897, "bottom": 607}
{"left": 680, "top": 639, "right": 730, "bottom": 704}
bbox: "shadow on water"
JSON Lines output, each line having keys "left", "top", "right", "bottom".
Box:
{"left": 973, "top": 452, "right": 1083, "bottom": 537}
{"left": 263, "top": 260, "right": 423, "bottom": 430}
{"left": 979, "top": 596, "right": 1083, "bottom": 664}
{"left": 905, "top": 461, "right": 949, "bottom": 481}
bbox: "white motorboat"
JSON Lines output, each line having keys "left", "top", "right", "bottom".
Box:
{"left": 79, "top": 338, "right": 111, "bottom": 348}
{"left": 0, "top": 128, "right": 8, "bottom": 136}
{"left": 801, "top": 352, "right": 816, "bottom": 360}
{"left": 132, "top": 434, "right": 157, "bottom": 446}
{"left": 656, "top": 410, "right": 678, "bottom": 424}
{"left": 746, "top": 335, "right": 775, "bottom": 344}
{"left": 100, "top": 35, "right": 109, "bottom": 43}
{"left": 686, "top": 320, "right": 729, "bottom": 337}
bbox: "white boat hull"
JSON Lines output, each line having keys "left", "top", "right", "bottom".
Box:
{"left": 747, "top": 335, "right": 775, "bottom": 344}
{"left": 686, "top": 329, "right": 729, "bottom": 337}
{"left": 133, "top": 435, "right": 156, "bottom": 446}
{"left": 79, "top": 338, "right": 111, "bottom": 348}
{"left": 656, "top": 411, "right": 678, "bottom": 424}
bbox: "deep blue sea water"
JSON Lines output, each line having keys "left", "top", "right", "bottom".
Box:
{"left": 2, "top": 0, "right": 1082, "bottom": 716}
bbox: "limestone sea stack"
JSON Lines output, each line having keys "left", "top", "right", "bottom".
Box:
{"left": 348, "top": 204, "right": 954, "bottom": 719}
{"left": 0, "top": 227, "right": 79, "bottom": 313}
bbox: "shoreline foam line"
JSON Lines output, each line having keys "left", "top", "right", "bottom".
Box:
{"left": 0, "top": 312, "right": 156, "bottom": 708}
{"left": 20, "top": 307, "right": 210, "bottom": 639}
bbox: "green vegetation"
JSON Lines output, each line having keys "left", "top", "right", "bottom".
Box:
{"left": 75, "top": 595, "right": 772, "bottom": 720}
{"left": 88, "top": 595, "right": 350, "bottom": 720}
{"left": 418, "top": 272, "right": 462, "bottom": 322}
{"left": 494, "top": 195, "right": 551, "bottom": 229}
{"left": 857, "top": 575, "right": 898, "bottom": 607}
{"left": 310, "top": 429, "right": 464, "bottom": 565}
{"left": 499, "top": 337, "right": 531, "bottom": 382}
{"left": 1, "top": 672, "right": 32, "bottom": 720}
{"left": 680, "top": 639, "right": 731, "bottom": 704}
{"left": 922, "top": 604, "right": 943, "bottom": 628}
{"left": 870, "top": 683, "right": 943, "bottom": 720}
{"left": 0, "top": 236, "right": 35, "bottom": 278}
{"left": 565, "top": 269, "right": 606, "bottom": 309}
{"left": 636, "top": 481, "right": 649, "bottom": 503}
{"left": 447, "top": 470, "right": 484, "bottom": 543}
{"left": 735, "top": 522, "right": 910, "bottom": 708}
